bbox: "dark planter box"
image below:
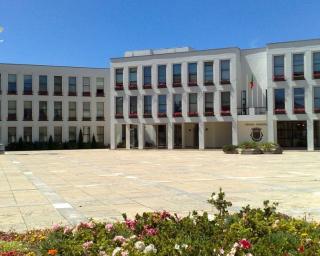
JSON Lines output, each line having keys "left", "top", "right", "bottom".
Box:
{"left": 158, "top": 113, "right": 167, "bottom": 118}
{"left": 173, "top": 112, "right": 182, "bottom": 117}
{"left": 273, "top": 75, "right": 286, "bottom": 81}
{"left": 220, "top": 80, "right": 231, "bottom": 85}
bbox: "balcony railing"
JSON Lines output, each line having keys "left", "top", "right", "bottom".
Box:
{"left": 313, "top": 71, "right": 320, "bottom": 79}
{"left": 115, "top": 84, "right": 124, "bottom": 91}
{"left": 68, "top": 91, "right": 77, "bottom": 96}
{"left": 38, "top": 91, "right": 48, "bottom": 95}
{"left": 173, "top": 112, "right": 182, "bottom": 117}
{"left": 237, "top": 107, "right": 267, "bottom": 115}
{"left": 158, "top": 83, "right": 167, "bottom": 89}
{"left": 82, "top": 91, "right": 91, "bottom": 97}
{"left": 292, "top": 72, "right": 305, "bottom": 80}
{"left": 23, "top": 90, "right": 33, "bottom": 95}
{"left": 96, "top": 116, "right": 104, "bottom": 121}
{"left": 129, "top": 82, "right": 138, "bottom": 90}
{"left": 273, "top": 75, "right": 286, "bottom": 81}
{"left": 143, "top": 113, "right": 152, "bottom": 118}
{"left": 274, "top": 108, "right": 286, "bottom": 115}
{"left": 293, "top": 108, "right": 305, "bottom": 114}
{"left": 115, "top": 113, "right": 123, "bottom": 119}
{"left": 158, "top": 112, "right": 167, "bottom": 118}
{"left": 143, "top": 84, "right": 152, "bottom": 90}
{"left": 204, "top": 81, "right": 214, "bottom": 86}
{"left": 204, "top": 111, "right": 214, "bottom": 116}
{"left": 172, "top": 82, "right": 182, "bottom": 88}
{"left": 220, "top": 79, "right": 231, "bottom": 85}
{"left": 129, "top": 112, "right": 138, "bottom": 118}
{"left": 188, "top": 111, "right": 198, "bottom": 117}
{"left": 7, "top": 114, "right": 17, "bottom": 121}
{"left": 188, "top": 81, "right": 198, "bottom": 87}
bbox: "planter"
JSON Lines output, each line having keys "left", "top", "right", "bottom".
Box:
{"left": 158, "top": 83, "right": 167, "bottom": 88}
{"left": 241, "top": 148, "right": 263, "bottom": 155}
{"left": 173, "top": 112, "right": 182, "bottom": 117}
{"left": 158, "top": 113, "right": 167, "bottom": 118}
{"left": 263, "top": 146, "right": 283, "bottom": 154}
{"left": 273, "top": 75, "right": 286, "bottom": 81}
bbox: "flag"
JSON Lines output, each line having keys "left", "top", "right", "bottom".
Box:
{"left": 249, "top": 74, "right": 256, "bottom": 89}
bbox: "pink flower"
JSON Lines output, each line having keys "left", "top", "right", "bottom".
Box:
{"left": 113, "top": 235, "right": 126, "bottom": 244}
{"left": 82, "top": 241, "right": 94, "bottom": 250}
{"left": 121, "top": 251, "right": 129, "bottom": 256}
{"left": 52, "top": 223, "right": 61, "bottom": 232}
{"left": 239, "top": 239, "right": 251, "bottom": 250}
{"left": 63, "top": 226, "right": 72, "bottom": 234}
{"left": 160, "top": 211, "right": 171, "bottom": 219}
{"left": 125, "top": 219, "right": 137, "bottom": 230}
{"left": 105, "top": 223, "right": 114, "bottom": 232}
{"left": 144, "top": 226, "right": 158, "bottom": 236}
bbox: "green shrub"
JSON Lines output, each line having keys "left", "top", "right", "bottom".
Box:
{"left": 222, "top": 144, "right": 238, "bottom": 153}
{"left": 239, "top": 141, "right": 259, "bottom": 149}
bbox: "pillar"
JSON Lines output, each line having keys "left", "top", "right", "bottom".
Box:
{"left": 126, "top": 124, "right": 130, "bottom": 149}
{"left": 138, "top": 124, "right": 144, "bottom": 149}
{"left": 181, "top": 123, "right": 185, "bottom": 148}
{"left": 307, "top": 119, "right": 314, "bottom": 151}
{"left": 110, "top": 123, "right": 116, "bottom": 149}
{"left": 199, "top": 122, "right": 205, "bottom": 150}
{"left": 232, "top": 120, "right": 238, "bottom": 146}
{"left": 167, "top": 122, "right": 173, "bottom": 149}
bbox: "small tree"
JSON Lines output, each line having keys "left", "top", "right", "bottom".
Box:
{"left": 208, "top": 188, "right": 232, "bottom": 217}
{"left": 91, "top": 134, "right": 97, "bottom": 148}
{"left": 78, "top": 129, "right": 83, "bottom": 148}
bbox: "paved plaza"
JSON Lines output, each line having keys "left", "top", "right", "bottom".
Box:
{"left": 0, "top": 149, "right": 320, "bottom": 231}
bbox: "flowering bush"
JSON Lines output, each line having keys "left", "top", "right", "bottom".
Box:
{"left": 1, "top": 189, "right": 320, "bottom": 255}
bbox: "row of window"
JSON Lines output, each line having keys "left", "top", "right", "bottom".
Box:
{"left": 0, "top": 74, "right": 105, "bottom": 96}
{"left": 2, "top": 101, "right": 105, "bottom": 121}
{"left": 114, "top": 92, "right": 231, "bottom": 118}
{"left": 273, "top": 52, "right": 320, "bottom": 81}
{"left": 6, "top": 126, "right": 104, "bottom": 144}
{"left": 274, "top": 87, "right": 320, "bottom": 114}
{"left": 114, "top": 60, "right": 231, "bottom": 90}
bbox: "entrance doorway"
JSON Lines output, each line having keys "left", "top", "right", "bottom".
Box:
{"left": 277, "top": 121, "right": 307, "bottom": 148}
{"left": 174, "top": 124, "right": 182, "bottom": 148}
{"left": 157, "top": 125, "right": 167, "bottom": 148}
{"left": 315, "top": 121, "right": 320, "bottom": 149}
{"left": 130, "top": 125, "right": 138, "bottom": 149}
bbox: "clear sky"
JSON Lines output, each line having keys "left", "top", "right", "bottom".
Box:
{"left": 0, "top": 0, "right": 319, "bottom": 67}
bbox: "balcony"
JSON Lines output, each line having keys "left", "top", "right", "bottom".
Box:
{"left": 292, "top": 72, "right": 305, "bottom": 80}
{"left": 143, "top": 113, "right": 152, "bottom": 118}
{"left": 273, "top": 75, "right": 286, "bottom": 82}
{"left": 220, "top": 108, "right": 231, "bottom": 116}
{"left": 158, "top": 83, "right": 167, "bottom": 89}
{"left": 115, "top": 113, "right": 124, "bottom": 119}
{"left": 313, "top": 71, "right": 320, "bottom": 79}
{"left": 38, "top": 91, "right": 48, "bottom": 96}
{"left": 293, "top": 108, "right": 305, "bottom": 114}
{"left": 129, "top": 112, "right": 138, "bottom": 118}
{"left": 143, "top": 84, "right": 152, "bottom": 90}
{"left": 237, "top": 107, "right": 267, "bottom": 115}
{"left": 188, "top": 111, "right": 198, "bottom": 117}
{"left": 173, "top": 112, "right": 182, "bottom": 117}
{"left": 7, "top": 114, "right": 17, "bottom": 121}
{"left": 96, "top": 90, "right": 104, "bottom": 97}
{"left": 220, "top": 79, "right": 231, "bottom": 85}
{"left": 82, "top": 91, "right": 91, "bottom": 97}
{"left": 188, "top": 81, "right": 198, "bottom": 87}
{"left": 158, "top": 112, "right": 167, "bottom": 118}
{"left": 115, "top": 83, "right": 124, "bottom": 91}
{"left": 274, "top": 108, "right": 286, "bottom": 115}
{"left": 172, "top": 82, "right": 182, "bottom": 88}
{"left": 204, "top": 111, "right": 214, "bottom": 116}
{"left": 129, "top": 82, "right": 138, "bottom": 90}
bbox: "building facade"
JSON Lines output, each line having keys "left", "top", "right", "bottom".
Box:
{"left": 1, "top": 38, "right": 320, "bottom": 150}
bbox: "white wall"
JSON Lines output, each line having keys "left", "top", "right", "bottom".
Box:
{"left": 237, "top": 121, "right": 268, "bottom": 144}
{"left": 205, "top": 122, "right": 232, "bottom": 148}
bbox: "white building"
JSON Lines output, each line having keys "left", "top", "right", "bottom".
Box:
{"left": 1, "top": 38, "right": 320, "bottom": 150}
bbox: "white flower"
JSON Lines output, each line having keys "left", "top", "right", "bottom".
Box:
{"left": 135, "top": 241, "right": 145, "bottom": 251}
{"left": 99, "top": 251, "right": 107, "bottom": 256}
{"left": 213, "top": 194, "right": 219, "bottom": 201}
{"left": 246, "top": 253, "right": 253, "bottom": 256}
{"left": 144, "top": 244, "right": 157, "bottom": 254}
{"left": 112, "top": 247, "right": 122, "bottom": 256}
{"left": 208, "top": 214, "right": 215, "bottom": 221}
{"left": 181, "top": 244, "right": 188, "bottom": 249}
{"left": 130, "top": 235, "right": 137, "bottom": 240}
{"left": 174, "top": 244, "right": 180, "bottom": 250}
{"left": 219, "top": 248, "right": 225, "bottom": 254}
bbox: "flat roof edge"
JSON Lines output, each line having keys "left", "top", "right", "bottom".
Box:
{"left": 0, "top": 62, "right": 109, "bottom": 70}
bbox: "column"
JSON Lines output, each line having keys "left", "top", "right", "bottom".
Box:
{"left": 307, "top": 119, "right": 314, "bottom": 151}
{"left": 138, "top": 124, "right": 144, "bottom": 149}
{"left": 199, "top": 122, "right": 205, "bottom": 150}
{"left": 126, "top": 124, "right": 130, "bottom": 149}
{"left": 167, "top": 122, "right": 173, "bottom": 149}
{"left": 110, "top": 123, "right": 116, "bottom": 149}
{"left": 232, "top": 120, "right": 238, "bottom": 146}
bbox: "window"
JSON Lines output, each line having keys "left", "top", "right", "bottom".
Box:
{"left": 158, "top": 65, "right": 166, "bottom": 87}
{"left": 115, "top": 97, "right": 123, "bottom": 117}
{"left": 221, "top": 91, "right": 231, "bottom": 115}
{"left": 23, "top": 127, "right": 32, "bottom": 142}
{"left": 314, "top": 87, "right": 320, "bottom": 112}
{"left": 96, "top": 102, "right": 104, "bottom": 120}
{"left": 23, "top": 75, "right": 32, "bottom": 95}
{"left": 54, "top": 101, "right": 63, "bottom": 121}
{"left": 83, "top": 126, "right": 90, "bottom": 143}
{"left": 68, "top": 77, "right": 77, "bottom": 96}
{"left": 115, "top": 68, "right": 123, "bottom": 86}
{"left": 39, "top": 101, "right": 47, "bottom": 121}
{"left": 204, "top": 92, "right": 214, "bottom": 115}
{"left": 8, "top": 74, "right": 17, "bottom": 94}
{"left": 83, "top": 77, "right": 90, "bottom": 96}
{"left": 144, "top": 95, "right": 152, "bottom": 117}
{"left": 273, "top": 55, "right": 285, "bottom": 81}
{"left": 188, "top": 63, "right": 197, "bottom": 86}
{"left": 83, "top": 102, "right": 91, "bottom": 121}
{"left": 293, "top": 88, "right": 305, "bottom": 113}
{"left": 23, "top": 101, "right": 32, "bottom": 121}
{"left": 172, "top": 64, "right": 181, "bottom": 86}
{"left": 54, "top": 126, "right": 62, "bottom": 143}
{"left": 8, "top": 101, "right": 16, "bottom": 121}
{"left": 97, "top": 126, "right": 104, "bottom": 143}
{"left": 68, "top": 102, "right": 77, "bottom": 121}
{"left": 0, "top": 73, "right": 2, "bottom": 94}
{"left": 54, "top": 76, "right": 62, "bottom": 96}
{"left": 8, "top": 127, "right": 17, "bottom": 144}
{"left": 158, "top": 95, "right": 167, "bottom": 117}
{"left": 292, "top": 53, "right": 304, "bottom": 80}
{"left": 313, "top": 52, "right": 320, "bottom": 78}
{"left": 129, "top": 96, "right": 138, "bottom": 117}
{"left": 39, "top": 127, "right": 47, "bottom": 142}
{"left": 39, "top": 75, "right": 47, "bottom": 95}
{"left": 173, "top": 94, "right": 182, "bottom": 116}
{"left": 129, "top": 67, "right": 137, "bottom": 85}
{"left": 204, "top": 62, "right": 214, "bottom": 85}
{"left": 69, "top": 126, "right": 77, "bottom": 142}
{"left": 143, "top": 66, "right": 152, "bottom": 86}
{"left": 220, "top": 60, "right": 230, "bottom": 84}
{"left": 96, "top": 77, "right": 104, "bottom": 96}
{"left": 274, "top": 89, "right": 285, "bottom": 114}
{"left": 188, "top": 93, "right": 198, "bottom": 116}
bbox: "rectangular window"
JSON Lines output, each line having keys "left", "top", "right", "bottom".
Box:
{"left": 204, "top": 92, "right": 214, "bottom": 115}
{"left": 8, "top": 74, "right": 17, "bottom": 94}
{"left": 96, "top": 77, "right": 104, "bottom": 96}
{"left": 69, "top": 126, "right": 77, "bottom": 143}
{"left": 129, "top": 96, "right": 138, "bottom": 117}
{"left": 39, "top": 75, "right": 48, "bottom": 95}
{"left": 23, "top": 75, "right": 32, "bottom": 95}
{"left": 274, "top": 88, "right": 285, "bottom": 114}
{"left": 39, "top": 127, "right": 47, "bottom": 142}
{"left": 158, "top": 95, "right": 167, "bottom": 116}
{"left": 143, "top": 66, "right": 152, "bottom": 86}
{"left": 188, "top": 63, "right": 197, "bottom": 86}
{"left": 313, "top": 52, "right": 320, "bottom": 78}
{"left": 23, "top": 101, "right": 32, "bottom": 121}
{"left": 8, "top": 100, "right": 17, "bottom": 121}
{"left": 204, "top": 62, "right": 214, "bottom": 85}
{"left": 83, "top": 77, "right": 90, "bottom": 96}
{"left": 292, "top": 53, "right": 304, "bottom": 80}
{"left": 54, "top": 101, "right": 63, "bottom": 121}
{"left": 8, "top": 127, "right": 17, "bottom": 144}
{"left": 172, "top": 64, "right": 182, "bottom": 86}
{"left": 158, "top": 65, "right": 166, "bottom": 87}
{"left": 68, "top": 77, "right": 77, "bottom": 96}
{"left": 220, "top": 60, "right": 230, "bottom": 84}
{"left": 97, "top": 126, "right": 104, "bottom": 143}
{"left": 68, "top": 102, "right": 77, "bottom": 121}
{"left": 54, "top": 126, "right": 62, "bottom": 143}
{"left": 83, "top": 126, "right": 90, "bottom": 143}
{"left": 188, "top": 93, "right": 198, "bottom": 116}
{"left": 23, "top": 127, "right": 32, "bottom": 143}
{"left": 314, "top": 87, "right": 320, "bottom": 112}
{"left": 39, "top": 101, "right": 48, "bottom": 121}
{"left": 143, "top": 95, "right": 152, "bottom": 116}
{"left": 221, "top": 91, "right": 231, "bottom": 115}
{"left": 115, "top": 97, "right": 123, "bottom": 117}
{"left": 129, "top": 67, "right": 137, "bottom": 85}
{"left": 173, "top": 94, "right": 182, "bottom": 116}
{"left": 115, "top": 68, "right": 123, "bottom": 86}
{"left": 293, "top": 88, "right": 305, "bottom": 113}
{"left": 273, "top": 55, "right": 285, "bottom": 81}
{"left": 83, "top": 102, "right": 91, "bottom": 121}
{"left": 96, "top": 102, "right": 104, "bottom": 121}
{"left": 54, "top": 76, "right": 63, "bottom": 96}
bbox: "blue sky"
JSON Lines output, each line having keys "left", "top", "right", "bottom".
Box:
{"left": 0, "top": 0, "right": 319, "bottom": 67}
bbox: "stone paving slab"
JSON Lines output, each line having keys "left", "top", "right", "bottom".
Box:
{"left": 0, "top": 149, "right": 320, "bottom": 231}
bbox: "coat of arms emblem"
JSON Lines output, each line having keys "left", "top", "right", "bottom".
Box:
{"left": 250, "top": 127, "right": 263, "bottom": 142}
